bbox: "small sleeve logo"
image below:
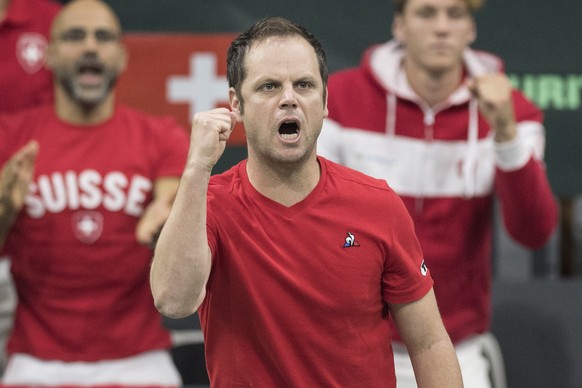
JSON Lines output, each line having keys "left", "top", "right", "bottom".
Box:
{"left": 420, "top": 260, "right": 428, "bottom": 276}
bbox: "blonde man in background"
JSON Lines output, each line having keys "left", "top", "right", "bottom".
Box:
{"left": 318, "top": 0, "right": 558, "bottom": 386}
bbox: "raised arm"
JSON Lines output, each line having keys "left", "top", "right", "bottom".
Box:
{"left": 390, "top": 288, "right": 463, "bottom": 387}
{"left": 468, "top": 73, "right": 557, "bottom": 247}
{"left": 0, "top": 141, "right": 39, "bottom": 249}
{"left": 150, "top": 108, "right": 236, "bottom": 318}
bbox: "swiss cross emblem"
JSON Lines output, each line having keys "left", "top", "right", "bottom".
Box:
{"left": 16, "top": 33, "right": 48, "bottom": 74}
{"left": 72, "top": 211, "right": 104, "bottom": 244}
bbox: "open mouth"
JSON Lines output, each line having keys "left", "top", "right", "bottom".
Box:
{"left": 77, "top": 62, "right": 104, "bottom": 85}
{"left": 278, "top": 121, "right": 300, "bottom": 140}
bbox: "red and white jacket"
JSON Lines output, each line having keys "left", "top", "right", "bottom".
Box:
{"left": 318, "top": 40, "right": 558, "bottom": 343}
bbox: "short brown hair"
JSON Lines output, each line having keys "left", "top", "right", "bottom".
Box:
{"left": 393, "top": 0, "right": 484, "bottom": 14}
{"left": 227, "top": 16, "right": 328, "bottom": 112}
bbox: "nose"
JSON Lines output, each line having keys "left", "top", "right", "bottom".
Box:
{"left": 83, "top": 34, "right": 99, "bottom": 51}
{"left": 279, "top": 84, "right": 298, "bottom": 109}
{"left": 434, "top": 12, "right": 451, "bottom": 33}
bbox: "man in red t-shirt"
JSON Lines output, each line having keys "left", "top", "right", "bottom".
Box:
{"left": 0, "top": 0, "right": 62, "bottom": 374}
{"left": 151, "top": 16, "right": 462, "bottom": 387}
{"left": 0, "top": 0, "right": 188, "bottom": 384}
{"left": 0, "top": 0, "right": 62, "bottom": 113}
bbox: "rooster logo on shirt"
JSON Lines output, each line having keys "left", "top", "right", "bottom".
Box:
{"left": 343, "top": 231, "right": 360, "bottom": 248}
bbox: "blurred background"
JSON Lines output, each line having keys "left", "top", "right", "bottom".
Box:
{"left": 72, "top": 1, "right": 581, "bottom": 386}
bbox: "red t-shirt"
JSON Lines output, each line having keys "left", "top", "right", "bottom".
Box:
{"left": 199, "top": 157, "right": 433, "bottom": 387}
{"left": 0, "top": 104, "right": 189, "bottom": 361}
{"left": 0, "top": 0, "right": 61, "bottom": 112}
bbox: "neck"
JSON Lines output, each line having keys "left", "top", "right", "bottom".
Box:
{"left": 54, "top": 89, "right": 116, "bottom": 125}
{"left": 404, "top": 61, "right": 464, "bottom": 108}
{"left": 246, "top": 154, "right": 321, "bottom": 207}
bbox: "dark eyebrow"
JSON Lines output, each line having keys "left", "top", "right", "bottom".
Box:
{"left": 59, "top": 27, "right": 84, "bottom": 36}
{"left": 57, "top": 27, "right": 121, "bottom": 42}
{"left": 95, "top": 28, "right": 121, "bottom": 40}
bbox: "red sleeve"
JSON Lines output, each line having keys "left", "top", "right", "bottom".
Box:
{"left": 495, "top": 91, "right": 558, "bottom": 249}
{"left": 496, "top": 157, "right": 558, "bottom": 249}
{"left": 382, "top": 190, "right": 433, "bottom": 304}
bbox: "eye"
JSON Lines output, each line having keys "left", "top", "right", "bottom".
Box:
{"left": 95, "top": 29, "right": 119, "bottom": 43}
{"left": 416, "top": 7, "right": 435, "bottom": 18}
{"left": 60, "top": 29, "right": 86, "bottom": 42}
{"left": 448, "top": 7, "right": 469, "bottom": 19}
{"left": 297, "top": 81, "right": 313, "bottom": 89}
{"left": 260, "top": 83, "right": 277, "bottom": 91}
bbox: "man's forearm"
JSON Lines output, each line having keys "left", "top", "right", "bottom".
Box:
{"left": 150, "top": 166, "right": 213, "bottom": 318}
{"left": 410, "top": 337, "right": 463, "bottom": 388}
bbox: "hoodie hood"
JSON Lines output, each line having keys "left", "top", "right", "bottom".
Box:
{"left": 361, "top": 40, "right": 505, "bottom": 200}
{"left": 363, "top": 39, "right": 505, "bottom": 105}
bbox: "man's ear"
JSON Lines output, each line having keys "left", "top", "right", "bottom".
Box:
{"left": 467, "top": 19, "right": 477, "bottom": 45}
{"left": 229, "top": 87, "right": 243, "bottom": 121}
{"left": 392, "top": 16, "right": 405, "bottom": 44}
{"left": 323, "top": 87, "right": 329, "bottom": 118}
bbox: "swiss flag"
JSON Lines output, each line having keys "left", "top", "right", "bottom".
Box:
{"left": 117, "top": 33, "right": 246, "bottom": 145}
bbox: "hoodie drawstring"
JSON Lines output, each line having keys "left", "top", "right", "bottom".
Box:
{"left": 463, "top": 99, "right": 479, "bottom": 198}
{"left": 384, "top": 92, "right": 479, "bottom": 213}
{"left": 386, "top": 93, "right": 397, "bottom": 139}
